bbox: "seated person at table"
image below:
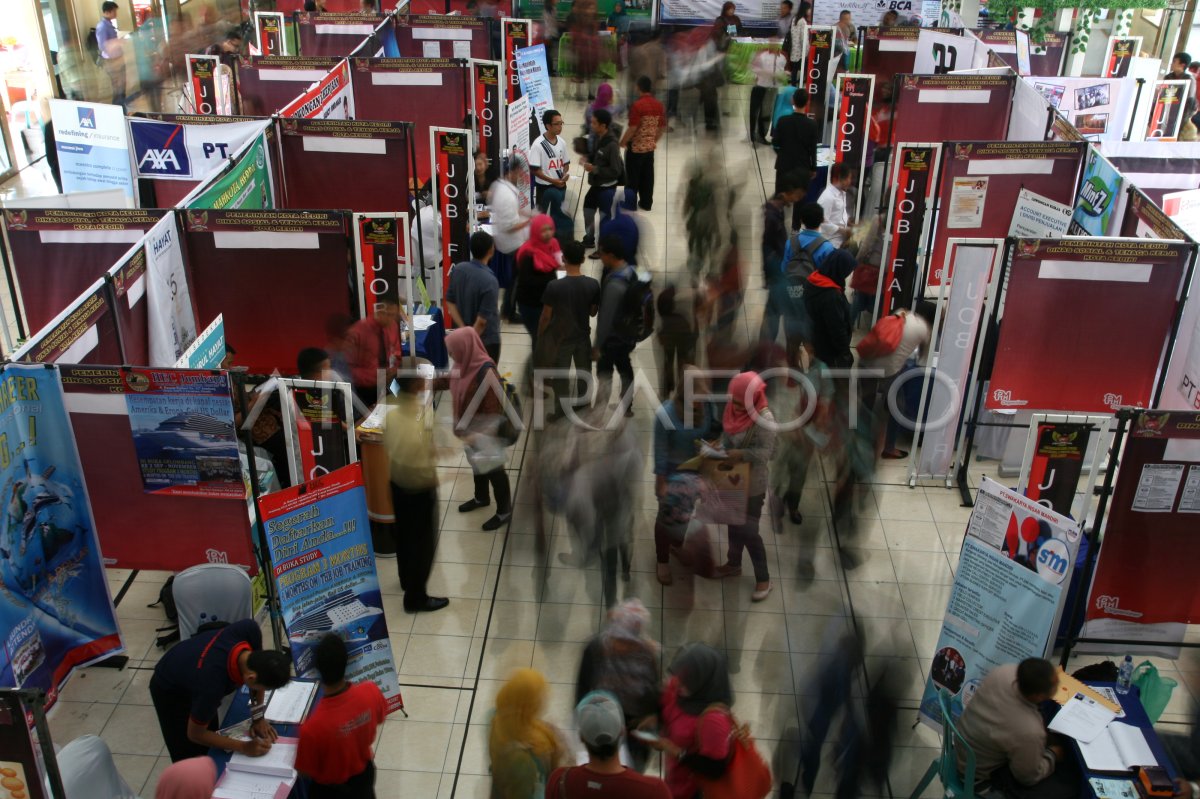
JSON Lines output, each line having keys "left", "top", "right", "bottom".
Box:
{"left": 296, "top": 634, "right": 389, "bottom": 798}
{"left": 1161, "top": 701, "right": 1200, "bottom": 797}
{"left": 150, "top": 619, "right": 292, "bottom": 762}
{"left": 957, "top": 658, "right": 1079, "bottom": 799}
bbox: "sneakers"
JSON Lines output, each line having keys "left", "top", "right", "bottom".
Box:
{"left": 751, "top": 582, "right": 773, "bottom": 602}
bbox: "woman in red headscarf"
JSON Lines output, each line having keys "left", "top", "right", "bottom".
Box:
{"left": 712, "top": 371, "right": 777, "bottom": 602}
{"left": 514, "top": 214, "right": 562, "bottom": 348}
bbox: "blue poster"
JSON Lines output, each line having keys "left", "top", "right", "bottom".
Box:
{"left": 515, "top": 43, "right": 555, "bottom": 136}
{"left": 258, "top": 464, "right": 404, "bottom": 714}
{"left": 1069, "top": 148, "right": 1123, "bottom": 237}
{"left": 123, "top": 369, "right": 243, "bottom": 499}
{"left": 918, "top": 537, "right": 1061, "bottom": 729}
{"left": 0, "top": 365, "right": 122, "bottom": 706}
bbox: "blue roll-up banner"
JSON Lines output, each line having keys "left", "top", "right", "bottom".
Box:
{"left": 258, "top": 463, "right": 404, "bottom": 713}
{"left": 515, "top": 43, "right": 555, "bottom": 137}
{"left": 0, "top": 364, "right": 122, "bottom": 707}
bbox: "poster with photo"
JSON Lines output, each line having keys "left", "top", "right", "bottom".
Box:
{"left": 124, "top": 369, "right": 243, "bottom": 499}
{"left": 1035, "top": 82, "right": 1064, "bottom": 108}
{"left": 947, "top": 176, "right": 988, "bottom": 228}
{"left": 1033, "top": 77, "right": 1136, "bottom": 142}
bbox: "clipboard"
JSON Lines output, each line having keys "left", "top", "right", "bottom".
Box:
{"left": 1054, "top": 668, "right": 1121, "bottom": 714}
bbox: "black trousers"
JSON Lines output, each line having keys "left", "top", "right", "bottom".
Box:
{"left": 150, "top": 676, "right": 214, "bottom": 762}
{"left": 389, "top": 485, "right": 439, "bottom": 608}
{"left": 624, "top": 150, "right": 655, "bottom": 211}
{"left": 750, "top": 85, "right": 770, "bottom": 140}
{"left": 472, "top": 469, "right": 511, "bottom": 514}
{"left": 595, "top": 339, "right": 635, "bottom": 409}
{"left": 309, "top": 761, "right": 377, "bottom": 799}
{"left": 484, "top": 340, "right": 501, "bottom": 364}
{"left": 551, "top": 337, "right": 593, "bottom": 412}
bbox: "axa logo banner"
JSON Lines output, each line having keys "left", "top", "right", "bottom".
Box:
{"left": 129, "top": 118, "right": 267, "bottom": 181}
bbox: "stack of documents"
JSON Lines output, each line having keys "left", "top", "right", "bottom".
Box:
{"left": 212, "top": 738, "right": 299, "bottom": 799}
{"left": 265, "top": 681, "right": 318, "bottom": 725}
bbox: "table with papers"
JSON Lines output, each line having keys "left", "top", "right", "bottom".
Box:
{"left": 1055, "top": 682, "right": 1178, "bottom": 799}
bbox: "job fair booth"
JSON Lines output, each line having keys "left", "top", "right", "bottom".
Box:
{"left": 3, "top": 3, "right": 1200, "bottom": 795}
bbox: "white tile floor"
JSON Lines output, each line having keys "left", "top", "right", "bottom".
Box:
{"left": 39, "top": 77, "right": 1200, "bottom": 797}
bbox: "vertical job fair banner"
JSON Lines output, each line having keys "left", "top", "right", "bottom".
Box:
{"left": 175, "top": 315, "right": 227, "bottom": 370}
{"left": 919, "top": 477, "right": 1079, "bottom": 728}
{"left": 1085, "top": 412, "right": 1200, "bottom": 640}
{"left": 0, "top": 691, "right": 46, "bottom": 799}
{"left": 0, "top": 365, "right": 122, "bottom": 706}
{"left": 1103, "top": 36, "right": 1141, "bottom": 78}
{"left": 1068, "top": 149, "right": 1123, "bottom": 237}
{"left": 258, "top": 464, "right": 404, "bottom": 714}
{"left": 188, "top": 133, "right": 275, "bottom": 210}
{"left": 48, "top": 99, "right": 135, "bottom": 204}
{"left": 1146, "top": 80, "right": 1189, "bottom": 141}
{"left": 255, "top": 12, "right": 288, "bottom": 57}
{"left": 804, "top": 28, "right": 835, "bottom": 129}
{"left": 279, "top": 380, "right": 355, "bottom": 486}
{"left": 129, "top": 118, "right": 269, "bottom": 182}
{"left": 471, "top": 60, "right": 504, "bottom": 172}
{"left": 1021, "top": 421, "right": 1091, "bottom": 518}
{"left": 280, "top": 59, "right": 355, "bottom": 120}
{"left": 144, "top": 214, "right": 199, "bottom": 368}
{"left": 186, "top": 54, "right": 220, "bottom": 116}
{"left": 122, "top": 368, "right": 243, "bottom": 499}
{"left": 432, "top": 128, "right": 474, "bottom": 305}
{"left": 880, "top": 144, "right": 939, "bottom": 315}
{"left": 515, "top": 44, "right": 555, "bottom": 138}
{"left": 354, "top": 213, "right": 406, "bottom": 318}
{"left": 502, "top": 19, "right": 534, "bottom": 104}
{"left": 831, "top": 74, "right": 873, "bottom": 216}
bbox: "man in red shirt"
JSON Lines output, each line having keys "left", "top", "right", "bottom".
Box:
{"left": 620, "top": 76, "right": 666, "bottom": 212}
{"left": 296, "top": 635, "right": 389, "bottom": 798}
{"left": 547, "top": 691, "right": 670, "bottom": 798}
{"left": 344, "top": 291, "right": 406, "bottom": 411}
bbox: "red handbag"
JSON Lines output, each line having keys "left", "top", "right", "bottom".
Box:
{"left": 855, "top": 312, "right": 905, "bottom": 360}
{"left": 694, "top": 707, "right": 773, "bottom": 799}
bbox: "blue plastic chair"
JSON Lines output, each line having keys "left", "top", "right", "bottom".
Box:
{"left": 909, "top": 689, "right": 977, "bottom": 799}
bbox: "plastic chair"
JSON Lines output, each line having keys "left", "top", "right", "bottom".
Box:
{"left": 58, "top": 735, "right": 140, "bottom": 799}
{"left": 909, "top": 689, "right": 977, "bottom": 799}
{"left": 171, "top": 563, "right": 254, "bottom": 640}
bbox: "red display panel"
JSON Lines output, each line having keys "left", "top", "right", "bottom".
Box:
{"left": 395, "top": 14, "right": 491, "bottom": 60}
{"left": 1086, "top": 412, "right": 1200, "bottom": 625}
{"left": 890, "top": 74, "right": 1014, "bottom": 147}
{"left": 237, "top": 55, "right": 346, "bottom": 115}
{"left": 58, "top": 365, "right": 257, "bottom": 572}
{"left": 350, "top": 58, "right": 469, "bottom": 182}
{"left": 987, "top": 238, "right": 1188, "bottom": 414}
{"left": 1, "top": 208, "right": 165, "bottom": 333}
{"left": 278, "top": 118, "right": 411, "bottom": 210}
{"left": 972, "top": 29, "right": 1065, "bottom": 76}
{"left": 407, "top": 0, "right": 511, "bottom": 14}
{"left": 927, "top": 141, "right": 1085, "bottom": 287}
{"left": 860, "top": 26, "right": 920, "bottom": 90}
{"left": 1120, "top": 188, "right": 1189, "bottom": 239}
{"left": 182, "top": 210, "right": 353, "bottom": 374}
{"left": 297, "top": 13, "right": 386, "bottom": 56}
{"left": 272, "top": 0, "right": 369, "bottom": 11}
{"left": 109, "top": 245, "right": 150, "bottom": 366}
{"left": 15, "top": 281, "right": 125, "bottom": 365}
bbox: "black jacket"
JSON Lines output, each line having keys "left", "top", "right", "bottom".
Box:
{"left": 774, "top": 111, "right": 819, "bottom": 179}
{"left": 804, "top": 255, "right": 855, "bottom": 369}
{"left": 588, "top": 131, "right": 624, "bottom": 187}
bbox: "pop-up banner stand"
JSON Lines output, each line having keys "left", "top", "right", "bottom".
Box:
{"left": 180, "top": 209, "right": 354, "bottom": 375}
{"left": 1014, "top": 413, "right": 1112, "bottom": 522}
{"left": 0, "top": 208, "right": 166, "bottom": 335}
{"left": 277, "top": 119, "right": 413, "bottom": 211}
{"left": 349, "top": 57, "right": 470, "bottom": 182}
{"left": 876, "top": 142, "right": 943, "bottom": 317}
{"left": 470, "top": 59, "right": 505, "bottom": 172}
{"left": 397, "top": 14, "right": 491, "bottom": 60}
{"left": 353, "top": 211, "right": 420, "bottom": 360}
{"left": 277, "top": 378, "right": 359, "bottom": 487}
{"left": 431, "top": 127, "right": 475, "bottom": 306}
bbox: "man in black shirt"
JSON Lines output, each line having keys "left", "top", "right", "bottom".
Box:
{"left": 150, "top": 618, "right": 292, "bottom": 761}
{"left": 538, "top": 240, "right": 601, "bottom": 412}
{"left": 773, "top": 91, "right": 820, "bottom": 231}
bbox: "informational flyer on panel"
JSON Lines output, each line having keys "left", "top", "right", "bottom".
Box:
{"left": 1008, "top": 188, "right": 1072, "bottom": 239}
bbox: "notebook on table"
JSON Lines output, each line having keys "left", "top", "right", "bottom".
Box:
{"left": 1078, "top": 723, "right": 1158, "bottom": 772}
{"left": 211, "top": 737, "right": 299, "bottom": 799}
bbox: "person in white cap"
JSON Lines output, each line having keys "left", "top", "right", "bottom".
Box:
{"left": 547, "top": 691, "right": 670, "bottom": 797}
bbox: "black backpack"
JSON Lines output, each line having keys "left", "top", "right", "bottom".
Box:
{"left": 616, "top": 270, "right": 655, "bottom": 342}
{"left": 781, "top": 233, "right": 827, "bottom": 307}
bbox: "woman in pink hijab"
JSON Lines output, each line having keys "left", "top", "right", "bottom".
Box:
{"left": 155, "top": 757, "right": 217, "bottom": 799}
{"left": 713, "top": 371, "right": 777, "bottom": 602}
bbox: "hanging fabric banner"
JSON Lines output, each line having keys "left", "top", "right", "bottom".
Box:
{"left": 1022, "top": 422, "right": 1092, "bottom": 517}
{"left": 431, "top": 128, "right": 474, "bottom": 306}
{"left": 255, "top": 12, "right": 288, "bottom": 57}
{"left": 1068, "top": 148, "right": 1124, "bottom": 237}
{"left": 501, "top": 18, "right": 534, "bottom": 104}
{"left": 880, "top": 143, "right": 940, "bottom": 314}
{"left": 470, "top": 59, "right": 504, "bottom": 172}
{"left": 144, "top": 213, "right": 199, "bottom": 367}
{"left": 187, "top": 133, "right": 275, "bottom": 210}
{"left": 0, "top": 364, "right": 122, "bottom": 707}
{"left": 186, "top": 54, "right": 221, "bottom": 116}
{"left": 804, "top": 28, "right": 834, "bottom": 128}
{"left": 280, "top": 59, "right": 355, "bottom": 120}
{"left": 258, "top": 463, "right": 404, "bottom": 713}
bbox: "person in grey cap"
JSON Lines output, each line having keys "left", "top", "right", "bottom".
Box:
{"left": 547, "top": 691, "right": 670, "bottom": 797}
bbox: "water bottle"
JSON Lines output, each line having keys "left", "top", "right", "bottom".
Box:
{"left": 1116, "top": 654, "right": 1133, "bottom": 695}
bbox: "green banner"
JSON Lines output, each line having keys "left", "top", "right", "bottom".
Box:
{"left": 189, "top": 133, "right": 274, "bottom": 210}
{"left": 518, "top": 0, "right": 652, "bottom": 22}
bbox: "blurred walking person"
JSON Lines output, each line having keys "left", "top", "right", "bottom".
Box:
{"left": 537, "top": 240, "right": 600, "bottom": 413}
{"left": 489, "top": 669, "right": 572, "bottom": 799}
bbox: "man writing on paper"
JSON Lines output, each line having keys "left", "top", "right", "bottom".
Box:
{"left": 956, "top": 658, "right": 1081, "bottom": 799}
{"left": 150, "top": 619, "right": 293, "bottom": 762}
{"left": 297, "top": 634, "right": 388, "bottom": 797}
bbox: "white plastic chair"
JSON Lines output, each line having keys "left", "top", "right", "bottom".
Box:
{"left": 58, "top": 735, "right": 140, "bottom": 799}
{"left": 171, "top": 563, "right": 254, "bottom": 640}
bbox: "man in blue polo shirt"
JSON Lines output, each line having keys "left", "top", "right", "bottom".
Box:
{"left": 445, "top": 231, "right": 502, "bottom": 362}
{"left": 149, "top": 618, "right": 292, "bottom": 762}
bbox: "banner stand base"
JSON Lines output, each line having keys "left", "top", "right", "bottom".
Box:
{"left": 89, "top": 655, "right": 130, "bottom": 670}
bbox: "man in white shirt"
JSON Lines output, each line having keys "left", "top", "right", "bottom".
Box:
{"left": 487, "top": 156, "right": 532, "bottom": 322}
{"left": 817, "top": 162, "right": 854, "bottom": 248}
{"left": 749, "top": 45, "right": 787, "bottom": 144}
{"left": 529, "top": 108, "right": 572, "bottom": 236}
